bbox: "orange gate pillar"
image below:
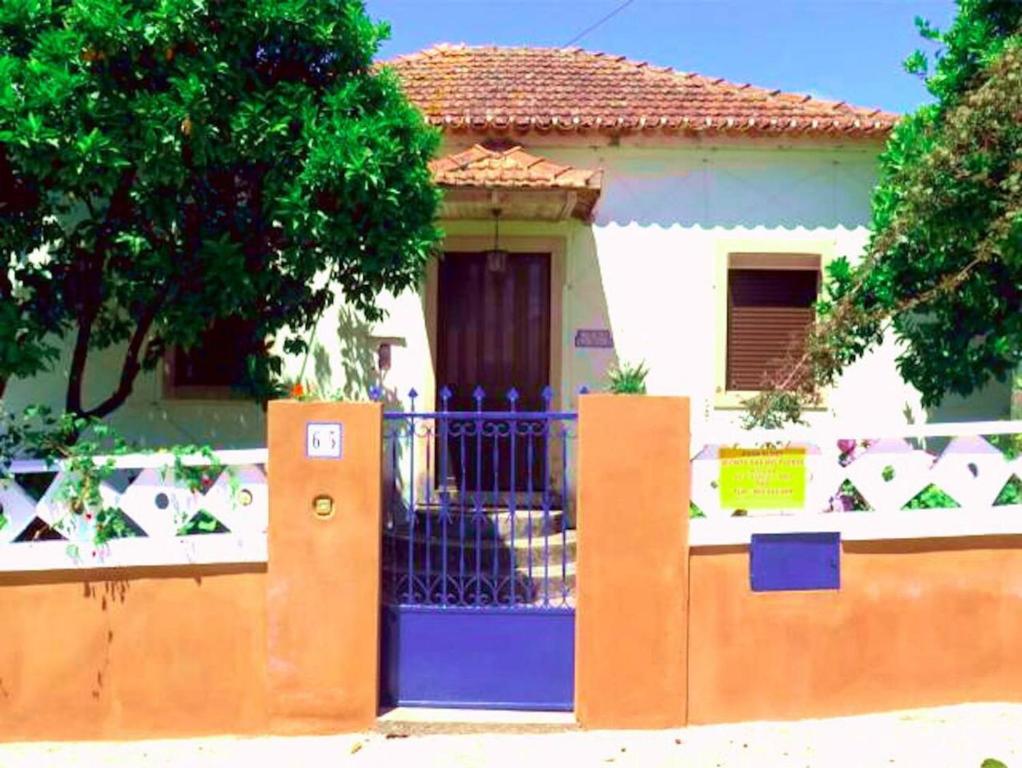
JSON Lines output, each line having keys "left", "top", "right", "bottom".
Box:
{"left": 266, "top": 400, "right": 383, "bottom": 733}
{"left": 575, "top": 394, "right": 690, "bottom": 728}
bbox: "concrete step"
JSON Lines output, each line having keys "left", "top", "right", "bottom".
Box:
{"left": 387, "top": 505, "right": 568, "bottom": 539}
{"left": 385, "top": 529, "right": 576, "bottom": 564}
{"left": 383, "top": 537, "right": 575, "bottom": 582}
{"left": 383, "top": 558, "right": 577, "bottom": 578}
{"left": 408, "top": 491, "right": 569, "bottom": 509}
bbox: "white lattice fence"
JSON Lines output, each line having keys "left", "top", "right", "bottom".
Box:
{"left": 691, "top": 421, "right": 1022, "bottom": 545}
{"left": 0, "top": 449, "right": 268, "bottom": 571}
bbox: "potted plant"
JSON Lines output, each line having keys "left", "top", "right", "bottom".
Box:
{"left": 606, "top": 361, "right": 649, "bottom": 395}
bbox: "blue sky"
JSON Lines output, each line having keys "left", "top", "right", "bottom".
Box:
{"left": 364, "top": 0, "right": 959, "bottom": 114}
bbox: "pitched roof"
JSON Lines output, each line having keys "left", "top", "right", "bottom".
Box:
{"left": 430, "top": 142, "right": 602, "bottom": 191}
{"left": 430, "top": 141, "right": 602, "bottom": 220}
{"left": 387, "top": 44, "right": 899, "bottom": 139}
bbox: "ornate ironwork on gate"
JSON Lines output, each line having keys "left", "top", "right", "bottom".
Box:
{"left": 379, "top": 386, "right": 576, "bottom": 611}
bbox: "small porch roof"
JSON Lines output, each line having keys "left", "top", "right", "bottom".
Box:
{"left": 430, "top": 141, "right": 602, "bottom": 221}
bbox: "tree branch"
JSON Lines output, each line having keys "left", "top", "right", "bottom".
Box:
{"left": 65, "top": 299, "right": 97, "bottom": 417}
{"left": 79, "top": 288, "right": 168, "bottom": 421}
{"left": 745, "top": 216, "right": 1009, "bottom": 427}
{"left": 63, "top": 168, "right": 137, "bottom": 421}
{"left": 0, "top": 254, "right": 12, "bottom": 302}
{"left": 0, "top": 262, "right": 12, "bottom": 401}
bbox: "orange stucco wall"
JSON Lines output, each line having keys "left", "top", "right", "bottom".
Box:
{"left": 689, "top": 537, "right": 1022, "bottom": 724}
{"left": 575, "top": 394, "right": 690, "bottom": 729}
{"left": 266, "top": 400, "right": 382, "bottom": 734}
{"left": 0, "top": 400, "right": 383, "bottom": 743}
{"left": 0, "top": 565, "right": 268, "bottom": 741}
{"left": 12, "top": 395, "right": 1022, "bottom": 739}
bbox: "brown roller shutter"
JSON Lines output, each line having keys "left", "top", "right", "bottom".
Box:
{"left": 726, "top": 268, "right": 819, "bottom": 391}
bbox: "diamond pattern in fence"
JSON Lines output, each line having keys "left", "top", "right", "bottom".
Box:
{"left": 692, "top": 427, "right": 1022, "bottom": 519}
{"left": 0, "top": 450, "right": 268, "bottom": 571}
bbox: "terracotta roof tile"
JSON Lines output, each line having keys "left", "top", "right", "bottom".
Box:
{"left": 387, "top": 44, "right": 899, "bottom": 139}
{"left": 430, "top": 141, "right": 603, "bottom": 191}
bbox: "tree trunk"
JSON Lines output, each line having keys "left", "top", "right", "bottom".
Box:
{"left": 75, "top": 292, "right": 166, "bottom": 422}
{"left": 65, "top": 309, "right": 96, "bottom": 418}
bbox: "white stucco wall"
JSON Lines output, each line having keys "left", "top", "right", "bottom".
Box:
{"left": 378, "top": 139, "right": 1010, "bottom": 429}
{"left": 4, "top": 137, "right": 1010, "bottom": 447}
{"left": 3, "top": 339, "right": 267, "bottom": 448}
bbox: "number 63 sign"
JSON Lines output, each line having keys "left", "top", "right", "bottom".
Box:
{"left": 306, "top": 422, "right": 343, "bottom": 459}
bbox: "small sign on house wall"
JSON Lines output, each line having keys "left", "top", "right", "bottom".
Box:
{"left": 719, "top": 447, "right": 807, "bottom": 510}
{"left": 306, "top": 422, "right": 343, "bottom": 459}
{"left": 574, "top": 329, "right": 614, "bottom": 349}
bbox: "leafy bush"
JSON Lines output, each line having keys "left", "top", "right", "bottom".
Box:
{"left": 903, "top": 484, "right": 960, "bottom": 510}
{"left": 995, "top": 475, "right": 1022, "bottom": 505}
{"left": 0, "top": 403, "right": 236, "bottom": 548}
{"left": 830, "top": 479, "right": 871, "bottom": 512}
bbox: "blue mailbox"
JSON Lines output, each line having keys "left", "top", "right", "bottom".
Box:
{"left": 750, "top": 532, "right": 841, "bottom": 592}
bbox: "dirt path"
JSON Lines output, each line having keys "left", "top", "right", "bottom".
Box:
{"left": 1, "top": 703, "right": 1019, "bottom": 767}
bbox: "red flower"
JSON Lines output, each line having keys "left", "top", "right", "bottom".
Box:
{"left": 290, "top": 382, "right": 304, "bottom": 398}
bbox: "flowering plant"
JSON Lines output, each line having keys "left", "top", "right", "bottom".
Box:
{"left": 288, "top": 381, "right": 319, "bottom": 401}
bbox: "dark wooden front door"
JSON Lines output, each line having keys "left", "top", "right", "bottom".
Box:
{"left": 436, "top": 252, "right": 552, "bottom": 492}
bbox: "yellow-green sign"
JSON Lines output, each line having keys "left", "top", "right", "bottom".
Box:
{"left": 719, "top": 447, "right": 807, "bottom": 510}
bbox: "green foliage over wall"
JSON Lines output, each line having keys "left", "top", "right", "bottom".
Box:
{"left": 0, "top": 0, "right": 441, "bottom": 420}
{"left": 825, "top": 0, "right": 1022, "bottom": 406}
{"left": 747, "top": 1, "right": 1022, "bottom": 426}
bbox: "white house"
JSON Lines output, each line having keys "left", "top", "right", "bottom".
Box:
{"left": 5, "top": 44, "right": 1012, "bottom": 448}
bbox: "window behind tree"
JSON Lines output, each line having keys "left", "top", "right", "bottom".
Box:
{"left": 165, "top": 317, "right": 259, "bottom": 399}
{"left": 726, "top": 262, "right": 820, "bottom": 392}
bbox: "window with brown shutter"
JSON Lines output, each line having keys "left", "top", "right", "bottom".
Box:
{"left": 726, "top": 267, "right": 819, "bottom": 391}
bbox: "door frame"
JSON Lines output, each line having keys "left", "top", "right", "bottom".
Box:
{"left": 425, "top": 235, "right": 567, "bottom": 413}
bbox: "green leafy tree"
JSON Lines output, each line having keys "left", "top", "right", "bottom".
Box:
{"left": 0, "top": 0, "right": 440, "bottom": 425}
{"left": 0, "top": 143, "right": 61, "bottom": 400}
{"left": 746, "top": 0, "right": 1022, "bottom": 426}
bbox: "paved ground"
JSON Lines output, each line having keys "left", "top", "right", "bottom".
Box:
{"left": 1, "top": 704, "right": 1020, "bottom": 767}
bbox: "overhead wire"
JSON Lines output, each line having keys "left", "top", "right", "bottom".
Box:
{"left": 562, "top": 0, "right": 639, "bottom": 47}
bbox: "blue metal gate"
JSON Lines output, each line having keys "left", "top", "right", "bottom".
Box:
{"left": 378, "top": 386, "right": 576, "bottom": 711}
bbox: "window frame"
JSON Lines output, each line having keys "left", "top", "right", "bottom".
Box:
{"left": 713, "top": 238, "right": 836, "bottom": 411}
{"left": 161, "top": 319, "right": 264, "bottom": 402}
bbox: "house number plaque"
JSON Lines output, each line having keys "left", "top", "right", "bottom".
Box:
{"left": 306, "top": 422, "right": 343, "bottom": 459}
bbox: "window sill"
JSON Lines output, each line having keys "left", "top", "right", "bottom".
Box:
{"left": 713, "top": 390, "right": 829, "bottom": 412}
{"left": 162, "top": 386, "right": 255, "bottom": 403}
